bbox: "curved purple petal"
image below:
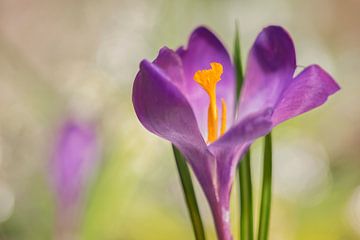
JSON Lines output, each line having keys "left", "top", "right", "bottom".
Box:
{"left": 153, "top": 47, "right": 186, "bottom": 88}
{"left": 177, "top": 26, "right": 236, "bottom": 133}
{"left": 132, "top": 58, "right": 217, "bottom": 193}
{"left": 209, "top": 110, "right": 272, "bottom": 204}
{"left": 132, "top": 59, "right": 206, "bottom": 152}
{"left": 238, "top": 26, "right": 296, "bottom": 119}
{"left": 272, "top": 65, "right": 340, "bottom": 125}
{"left": 211, "top": 109, "right": 273, "bottom": 151}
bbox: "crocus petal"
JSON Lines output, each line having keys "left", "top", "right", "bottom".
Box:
{"left": 132, "top": 59, "right": 217, "bottom": 192}
{"left": 209, "top": 109, "right": 272, "bottom": 199}
{"left": 51, "top": 119, "right": 98, "bottom": 208}
{"left": 51, "top": 118, "right": 100, "bottom": 239}
{"left": 133, "top": 59, "right": 207, "bottom": 152}
{"left": 238, "top": 26, "right": 296, "bottom": 119}
{"left": 272, "top": 65, "right": 340, "bottom": 125}
{"left": 177, "top": 26, "right": 236, "bottom": 133}
{"left": 153, "top": 47, "right": 186, "bottom": 89}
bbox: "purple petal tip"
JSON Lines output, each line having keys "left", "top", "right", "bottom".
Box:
{"left": 254, "top": 25, "right": 296, "bottom": 72}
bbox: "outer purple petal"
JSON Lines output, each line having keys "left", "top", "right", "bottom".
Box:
{"left": 212, "top": 109, "right": 273, "bottom": 151}
{"left": 132, "top": 58, "right": 218, "bottom": 198}
{"left": 209, "top": 110, "right": 272, "bottom": 199}
{"left": 177, "top": 26, "right": 236, "bottom": 133}
{"left": 238, "top": 26, "right": 296, "bottom": 119}
{"left": 272, "top": 65, "right": 340, "bottom": 125}
{"left": 132, "top": 59, "right": 207, "bottom": 154}
{"left": 153, "top": 47, "right": 186, "bottom": 88}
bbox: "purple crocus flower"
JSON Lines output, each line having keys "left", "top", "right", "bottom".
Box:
{"left": 132, "top": 26, "right": 339, "bottom": 240}
{"left": 50, "top": 118, "right": 99, "bottom": 239}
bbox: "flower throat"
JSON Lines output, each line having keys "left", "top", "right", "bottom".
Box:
{"left": 194, "top": 62, "right": 227, "bottom": 143}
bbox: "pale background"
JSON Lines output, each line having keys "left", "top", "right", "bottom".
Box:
{"left": 0, "top": 0, "right": 359, "bottom": 239}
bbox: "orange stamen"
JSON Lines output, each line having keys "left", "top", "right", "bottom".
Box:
{"left": 194, "top": 62, "right": 226, "bottom": 143}
{"left": 220, "top": 98, "right": 227, "bottom": 136}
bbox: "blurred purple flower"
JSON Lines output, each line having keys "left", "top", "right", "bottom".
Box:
{"left": 132, "top": 26, "right": 339, "bottom": 240}
{"left": 50, "top": 118, "right": 99, "bottom": 238}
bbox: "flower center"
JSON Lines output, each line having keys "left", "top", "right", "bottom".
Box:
{"left": 194, "top": 62, "right": 227, "bottom": 143}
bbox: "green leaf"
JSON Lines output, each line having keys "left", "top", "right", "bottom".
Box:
{"left": 239, "top": 151, "right": 254, "bottom": 240}
{"left": 234, "top": 21, "right": 244, "bottom": 100}
{"left": 172, "top": 145, "right": 206, "bottom": 240}
{"left": 234, "top": 22, "right": 254, "bottom": 240}
{"left": 257, "top": 133, "right": 272, "bottom": 240}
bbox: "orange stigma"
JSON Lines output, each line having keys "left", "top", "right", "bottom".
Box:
{"left": 194, "top": 62, "right": 227, "bottom": 143}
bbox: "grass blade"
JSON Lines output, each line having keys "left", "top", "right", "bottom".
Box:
{"left": 234, "top": 21, "right": 254, "bottom": 240}
{"left": 172, "top": 145, "right": 206, "bottom": 240}
{"left": 257, "top": 133, "right": 272, "bottom": 240}
{"left": 234, "top": 21, "right": 244, "bottom": 100}
{"left": 239, "top": 151, "right": 254, "bottom": 240}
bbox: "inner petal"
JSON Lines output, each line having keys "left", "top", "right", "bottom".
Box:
{"left": 194, "top": 62, "right": 227, "bottom": 143}
{"left": 177, "top": 27, "right": 236, "bottom": 136}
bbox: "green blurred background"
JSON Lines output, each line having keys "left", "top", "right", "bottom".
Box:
{"left": 0, "top": 0, "right": 358, "bottom": 239}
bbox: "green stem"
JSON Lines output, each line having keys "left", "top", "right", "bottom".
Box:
{"left": 234, "top": 21, "right": 253, "bottom": 240}
{"left": 172, "top": 145, "right": 206, "bottom": 240}
{"left": 234, "top": 22, "right": 244, "bottom": 100}
{"left": 257, "top": 133, "right": 272, "bottom": 240}
{"left": 239, "top": 151, "right": 254, "bottom": 240}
